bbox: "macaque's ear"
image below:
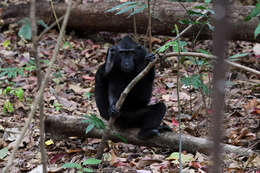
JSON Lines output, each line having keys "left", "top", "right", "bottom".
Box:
{"left": 105, "top": 47, "right": 116, "bottom": 75}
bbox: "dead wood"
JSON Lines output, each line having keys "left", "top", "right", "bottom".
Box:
{"left": 45, "top": 114, "right": 256, "bottom": 157}
{"left": 1, "top": 0, "right": 260, "bottom": 42}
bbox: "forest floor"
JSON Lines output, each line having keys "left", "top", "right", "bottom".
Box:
{"left": 0, "top": 0, "right": 260, "bottom": 172}
{"left": 0, "top": 28, "right": 259, "bottom": 172}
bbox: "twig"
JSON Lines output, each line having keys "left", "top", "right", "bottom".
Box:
{"left": 30, "top": 0, "right": 41, "bottom": 88}
{"left": 38, "top": 15, "right": 65, "bottom": 40}
{"left": 174, "top": 11, "right": 208, "bottom": 43}
{"left": 131, "top": 0, "right": 137, "bottom": 37}
{"left": 50, "top": 0, "right": 61, "bottom": 32}
{"left": 2, "top": 1, "right": 72, "bottom": 172}
{"left": 163, "top": 52, "right": 260, "bottom": 76}
{"left": 30, "top": 0, "right": 47, "bottom": 172}
{"left": 174, "top": 24, "right": 182, "bottom": 172}
{"left": 193, "top": 57, "right": 209, "bottom": 124}
{"left": 154, "top": 11, "right": 209, "bottom": 53}
{"left": 147, "top": 0, "right": 152, "bottom": 52}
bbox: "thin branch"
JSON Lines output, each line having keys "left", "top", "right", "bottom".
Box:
{"left": 30, "top": 0, "right": 41, "bottom": 88}
{"left": 163, "top": 52, "right": 260, "bottom": 76}
{"left": 193, "top": 57, "right": 209, "bottom": 124}
{"left": 131, "top": 0, "right": 137, "bottom": 36}
{"left": 38, "top": 15, "right": 65, "bottom": 41}
{"left": 2, "top": 0, "right": 73, "bottom": 172}
{"left": 30, "top": 0, "right": 47, "bottom": 172}
{"left": 154, "top": 11, "right": 209, "bottom": 53}
{"left": 50, "top": 0, "right": 61, "bottom": 32}
{"left": 174, "top": 24, "right": 183, "bottom": 172}
{"left": 174, "top": 11, "right": 209, "bottom": 43}
{"left": 147, "top": 0, "right": 152, "bottom": 52}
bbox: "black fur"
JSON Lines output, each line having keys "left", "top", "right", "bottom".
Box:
{"left": 95, "top": 36, "right": 167, "bottom": 140}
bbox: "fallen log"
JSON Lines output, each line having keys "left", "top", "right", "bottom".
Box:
{"left": 45, "top": 114, "right": 255, "bottom": 157}
{"left": 1, "top": 0, "right": 260, "bottom": 42}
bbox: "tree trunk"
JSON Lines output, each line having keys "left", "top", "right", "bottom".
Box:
{"left": 45, "top": 114, "right": 255, "bottom": 157}
{"left": 1, "top": 0, "right": 259, "bottom": 42}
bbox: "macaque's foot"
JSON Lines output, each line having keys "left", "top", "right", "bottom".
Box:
{"left": 158, "top": 124, "right": 172, "bottom": 132}
{"left": 137, "top": 128, "right": 160, "bottom": 140}
{"left": 109, "top": 105, "right": 120, "bottom": 118}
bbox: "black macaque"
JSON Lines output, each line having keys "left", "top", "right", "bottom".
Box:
{"left": 95, "top": 36, "right": 168, "bottom": 140}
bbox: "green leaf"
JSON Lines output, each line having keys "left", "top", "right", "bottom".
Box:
{"left": 194, "top": 5, "right": 207, "bottom": 10}
{"left": 37, "top": 20, "right": 48, "bottom": 28}
{"left": 181, "top": 76, "right": 192, "bottom": 86}
{"left": 172, "top": 41, "right": 179, "bottom": 52}
{"left": 95, "top": 119, "right": 105, "bottom": 129}
{"left": 15, "top": 88, "right": 24, "bottom": 101}
{"left": 245, "top": 2, "right": 260, "bottom": 21}
{"left": 197, "top": 49, "right": 211, "bottom": 55}
{"left": 254, "top": 22, "right": 260, "bottom": 39}
{"left": 85, "top": 124, "right": 94, "bottom": 134}
{"left": 82, "top": 158, "right": 101, "bottom": 165}
{"left": 114, "top": 133, "right": 127, "bottom": 143}
{"left": 179, "top": 19, "right": 193, "bottom": 25}
{"left": 9, "top": 89, "right": 15, "bottom": 95}
{"left": 129, "top": 5, "right": 147, "bottom": 16}
{"left": 106, "top": 2, "right": 137, "bottom": 12}
{"left": 9, "top": 71, "right": 16, "bottom": 78}
{"left": 187, "top": 10, "right": 204, "bottom": 17}
{"left": 228, "top": 53, "right": 249, "bottom": 59}
{"left": 0, "top": 71, "right": 8, "bottom": 78}
{"left": 2, "top": 40, "right": 11, "bottom": 48}
{"left": 18, "top": 18, "right": 30, "bottom": 25}
{"left": 191, "top": 75, "right": 201, "bottom": 89}
{"left": 3, "top": 101, "right": 14, "bottom": 113}
{"left": 3, "top": 86, "right": 11, "bottom": 95}
{"left": 18, "top": 23, "right": 32, "bottom": 40}
{"left": 0, "top": 147, "right": 8, "bottom": 159}
{"left": 82, "top": 168, "right": 94, "bottom": 172}
{"left": 207, "top": 9, "right": 215, "bottom": 15}
{"left": 201, "top": 83, "right": 209, "bottom": 95}
{"left": 63, "top": 41, "right": 73, "bottom": 49}
{"left": 116, "top": 4, "right": 137, "bottom": 15}
{"left": 206, "top": 22, "right": 214, "bottom": 31}
{"left": 83, "top": 114, "right": 105, "bottom": 129}
{"left": 205, "top": 0, "right": 211, "bottom": 5}
{"left": 62, "top": 163, "right": 82, "bottom": 169}
{"left": 166, "top": 152, "right": 194, "bottom": 164}
{"left": 84, "top": 92, "right": 93, "bottom": 99}
{"left": 157, "top": 41, "right": 172, "bottom": 53}
{"left": 173, "top": 40, "right": 187, "bottom": 52}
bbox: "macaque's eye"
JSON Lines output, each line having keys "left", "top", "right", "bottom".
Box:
{"left": 136, "top": 45, "right": 142, "bottom": 50}
{"left": 110, "top": 48, "right": 115, "bottom": 54}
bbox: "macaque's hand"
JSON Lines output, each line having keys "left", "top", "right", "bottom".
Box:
{"left": 145, "top": 53, "right": 155, "bottom": 62}
{"left": 109, "top": 104, "right": 120, "bottom": 118}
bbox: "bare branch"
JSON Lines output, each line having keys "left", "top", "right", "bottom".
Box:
{"left": 30, "top": 0, "right": 47, "bottom": 172}
{"left": 45, "top": 114, "right": 256, "bottom": 157}
{"left": 2, "top": 1, "right": 73, "bottom": 172}
{"left": 164, "top": 52, "right": 260, "bottom": 76}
